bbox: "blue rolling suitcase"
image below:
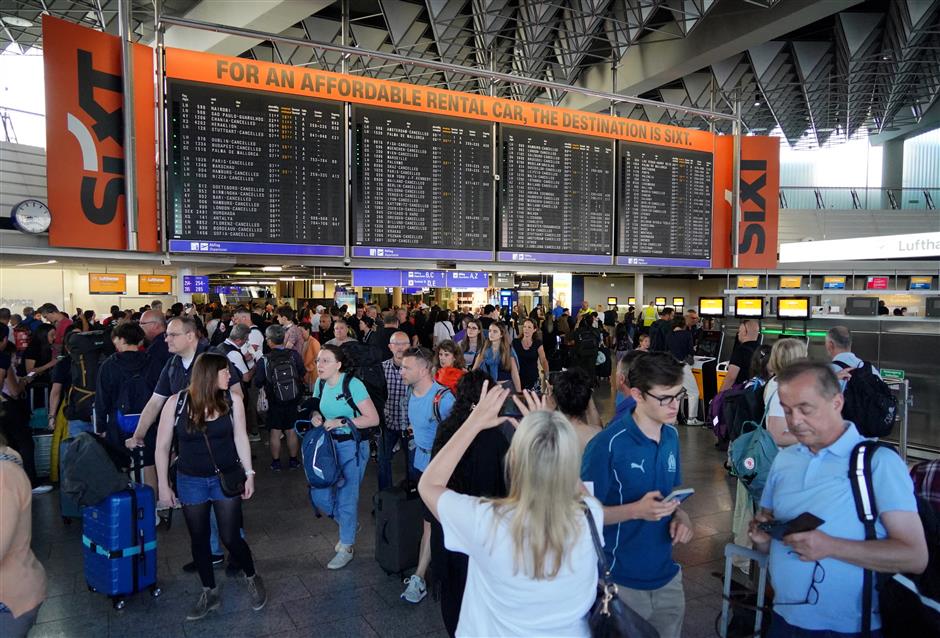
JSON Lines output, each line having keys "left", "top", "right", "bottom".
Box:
{"left": 82, "top": 459, "right": 161, "bottom": 609}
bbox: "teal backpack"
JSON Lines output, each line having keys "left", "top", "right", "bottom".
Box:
{"left": 728, "top": 389, "right": 778, "bottom": 502}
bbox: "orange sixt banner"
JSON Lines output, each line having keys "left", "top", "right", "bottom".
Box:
{"left": 737, "top": 136, "right": 781, "bottom": 269}
{"left": 43, "top": 16, "right": 158, "bottom": 251}
{"left": 164, "top": 48, "right": 718, "bottom": 153}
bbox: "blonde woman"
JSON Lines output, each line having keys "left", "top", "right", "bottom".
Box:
{"left": 730, "top": 338, "right": 807, "bottom": 571}
{"left": 763, "top": 338, "right": 808, "bottom": 447}
{"left": 419, "top": 384, "right": 602, "bottom": 637}
{"left": 471, "top": 322, "right": 522, "bottom": 392}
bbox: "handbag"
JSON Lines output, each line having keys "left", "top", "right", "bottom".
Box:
{"left": 584, "top": 507, "right": 660, "bottom": 638}
{"left": 202, "top": 431, "right": 247, "bottom": 497}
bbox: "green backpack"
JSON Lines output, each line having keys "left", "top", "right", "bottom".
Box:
{"left": 728, "top": 390, "right": 779, "bottom": 502}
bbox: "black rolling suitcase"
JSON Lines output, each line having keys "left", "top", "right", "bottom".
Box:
{"left": 596, "top": 346, "right": 612, "bottom": 381}
{"left": 373, "top": 431, "right": 423, "bottom": 576}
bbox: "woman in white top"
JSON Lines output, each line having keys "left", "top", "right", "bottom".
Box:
{"left": 432, "top": 309, "right": 456, "bottom": 348}
{"left": 419, "top": 384, "right": 603, "bottom": 638}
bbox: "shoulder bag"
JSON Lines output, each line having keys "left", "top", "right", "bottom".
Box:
{"left": 201, "top": 415, "right": 247, "bottom": 498}
{"left": 584, "top": 506, "right": 660, "bottom": 638}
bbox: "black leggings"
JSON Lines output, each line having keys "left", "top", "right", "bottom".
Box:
{"left": 0, "top": 399, "right": 37, "bottom": 485}
{"left": 181, "top": 499, "right": 255, "bottom": 589}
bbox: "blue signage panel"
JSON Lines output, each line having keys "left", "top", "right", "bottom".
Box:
{"left": 169, "top": 240, "right": 344, "bottom": 257}
{"left": 404, "top": 270, "right": 448, "bottom": 288}
{"left": 183, "top": 276, "right": 209, "bottom": 293}
{"left": 351, "top": 270, "right": 403, "bottom": 287}
{"left": 445, "top": 271, "right": 488, "bottom": 288}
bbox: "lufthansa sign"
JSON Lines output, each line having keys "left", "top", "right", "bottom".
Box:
{"left": 779, "top": 232, "right": 940, "bottom": 263}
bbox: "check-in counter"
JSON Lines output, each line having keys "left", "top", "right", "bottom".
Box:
{"left": 718, "top": 315, "right": 940, "bottom": 455}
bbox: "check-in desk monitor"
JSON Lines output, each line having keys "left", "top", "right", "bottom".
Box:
{"left": 777, "top": 297, "right": 811, "bottom": 320}
{"left": 693, "top": 330, "right": 723, "bottom": 411}
{"left": 735, "top": 297, "right": 764, "bottom": 318}
{"left": 699, "top": 297, "right": 725, "bottom": 318}
{"left": 926, "top": 297, "right": 940, "bottom": 318}
{"left": 845, "top": 296, "right": 878, "bottom": 316}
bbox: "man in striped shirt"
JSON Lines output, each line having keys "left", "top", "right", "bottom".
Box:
{"left": 378, "top": 331, "right": 413, "bottom": 490}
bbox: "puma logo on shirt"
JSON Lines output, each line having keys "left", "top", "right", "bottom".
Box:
{"left": 630, "top": 459, "right": 646, "bottom": 473}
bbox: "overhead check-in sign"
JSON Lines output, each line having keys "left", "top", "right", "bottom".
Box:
{"left": 779, "top": 232, "right": 940, "bottom": 263}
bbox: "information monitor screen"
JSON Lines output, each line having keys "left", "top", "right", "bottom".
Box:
{"left": 352, "top": 106, "right": 494, "bottom": 261}
{"left": 616, "top": 141, "right": 713, "bottom": 268}
{"left": 166, "top": 80, "right": 346, "bottom": 256}
{"left": 823, "top": 276, "right": 846, "bottom": 290}
{"left": 499, "top": 127, "right": 613, "bottom": 265}
{"left": 699, "top": 297, "right": 725, "bottom": 317}
{"left": 735, "top": 297, "right": 764, "bottom": 318}
{"left": 777, "top": 297, "right": 811, "bottom": 320}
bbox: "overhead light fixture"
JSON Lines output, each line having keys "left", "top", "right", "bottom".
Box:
{"left": 233, "top": 270, "right": 251, "bottom": 276}
{"left": 17, "top": 259, "right": 57, "bottom": 267}
{"left": 2, "top": 16, "right": 34, "bottom": 28}
{"left": 261, "top": 266, "right": 283, "bottom": 272}
{"left": 754, "top": 100, "right": 761, "bottom": 107}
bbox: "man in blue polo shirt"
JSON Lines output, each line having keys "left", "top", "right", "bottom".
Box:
{"left": 582, "top": 352, "right": 693, "bottom": 638}
{"left": 748, "top": 361, "right": 925, "bottom": 637}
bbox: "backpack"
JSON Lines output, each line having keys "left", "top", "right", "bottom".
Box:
{"left": 65, "top": 331, "right": 113, "bottom": 422}
{"left": 339, "top": 341, "right": 388, "bottom": 431}
{"left": 298, "top": 424, "right": 343, "bottom": 490}
{"left": 266, "top": 349, "right": 300, "bottom": 403}
{"left": 575, "top": 328, "right": 599, "bottom": 356}
{"left": 113, "top": 358, "right": 155, "bottom": 435}
{"left": 209, "top": 321, "right": 229, "bottom": 347}
{"left": 61, "top": 432, "right": 130, "bottom": 506}
{"left": 849, "top": 441, "right": 940, "bottom": 637}
{"left": 709, "top": 378, "right": 766, "bottom": 448}
{"left": 728, "top": 388, "right": 778, "bottom": 502}
{"left": 835, "top": 361, "right": 898, "bottom": 438}
{"left": 406, "top": 386, "right": 453, "bottom": 425}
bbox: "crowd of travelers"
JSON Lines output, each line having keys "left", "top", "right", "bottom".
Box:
{"left": 0, "top": 297, "right": 936, "bottom": 637}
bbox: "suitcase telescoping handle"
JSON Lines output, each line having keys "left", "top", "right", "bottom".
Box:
{"left": 718, "top": 544, "right": 769, "bottom": 638}
{"left": 129, "top": 447, "right": 146, "bottom": 484}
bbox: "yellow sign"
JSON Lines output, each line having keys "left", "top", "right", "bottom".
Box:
{"left": 655, "top": 297, "right": 667, "bottom": 306}
{"left": 737, "top": 275, "right": 760, "bottom": 289}
{"left": 627, "top": 297, "right": 636, "bottom": 305}
{"left": 780, "top": 276, "right": 802, "bottom": 289}
{"left": 778, "top": 297, "right": 810, "bottom": 318}
{"left": 89, "top": 273, "right": 127, "bottom": 294}
{"left": 823, "top": 276, "right": 846, "bottom": 289}
{"left": 735, "top": 297, "right": 763, "bottom": 317}
{"left": 138, "top": 274, "right": 172, "bottom": 295}
{"left": 700, "top": 298, "right": 724, "bottom": 315}
{"left": 672, "top": 297, "right": 685, "bottom": 307}
{"left": 910, "top": 276, "right": 932, "bottom": 290}
{"left": 607, "top": 297, "right": 618, "bottom": 305}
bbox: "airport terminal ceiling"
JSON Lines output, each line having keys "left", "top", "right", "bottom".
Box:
{"left": 2, "top": 0, "right": 940, "bottom": 150}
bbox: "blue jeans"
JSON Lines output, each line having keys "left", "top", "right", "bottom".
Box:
{"left": 176, "top": 473, "right": 244, "bottom": 555}
{"left": 311, "top": 439, "right": 369, "bottom": 546}
{"left": 67, "top": 419, "right": 94, "bottom": 437}
{"left": 768, "top": 613, "right": 882, "bottom": 638}
{"left": 377, "top": 429, "right": 417, "bottom": 491}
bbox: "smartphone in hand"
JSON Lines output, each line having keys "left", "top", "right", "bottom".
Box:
{"left": 663, "top": 488, "right": 695, "bottom": 504}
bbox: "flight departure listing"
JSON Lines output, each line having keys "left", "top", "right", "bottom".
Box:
{"left": 616, "top": 141, "right": 713, "bottom": 267}
{"left": 166, "top": 81, "right": 345, "bottom": 256}
{"left": 351, "top": 107, "right": 494, "bottom": 260}
{"left": 499, "top": 127, "right": 613, "bottom": 265}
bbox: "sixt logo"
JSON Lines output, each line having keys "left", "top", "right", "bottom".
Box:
{"left": 738, "top": 159, "right": 768, "bottom": 257}
{"left": 67, "top": 49, "right": 125, "bottom": 226}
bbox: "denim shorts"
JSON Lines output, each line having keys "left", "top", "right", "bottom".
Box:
{"left": 176, "top": 471, "right": 233, "bottom": 506}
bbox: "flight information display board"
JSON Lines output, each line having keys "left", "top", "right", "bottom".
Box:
{"left": 351, "top": 106, "right": 494, "bottom": 260}
{"left": 499, "top": 127, "right": 613, "bottom": 265}
{"left": 166, "top": 80, "right": 345, "bottom": 256}
{"left": 616, "top": 141, "right": 713, "bottom": 267}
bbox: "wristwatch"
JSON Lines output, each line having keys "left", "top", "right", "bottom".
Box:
{"left": 244, "top": 469, "right": 256, "bottom": 476}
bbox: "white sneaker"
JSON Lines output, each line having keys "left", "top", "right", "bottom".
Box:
{"left": 400, "top": 574, "right": 427, "bottom": 604}
{"left": 685, "top": 417, "right": 705, "bottom": 427}
{"left": 327, "top": 544, "right": 354, "bottom": 570}
{"left": 248, "top": 433, "right": 262, "bottom": 443}
{"left": 31, "top": 485, "right": 54, "bottom": 495}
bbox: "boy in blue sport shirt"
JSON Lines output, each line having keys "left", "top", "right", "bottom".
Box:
{"left": 581, "top": 352, "right": 693, "bottom": 638}
{"left": 400, "top": 346, "right": 455, "bottom": 604}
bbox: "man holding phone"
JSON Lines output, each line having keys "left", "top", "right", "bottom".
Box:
{"left": 748, "top": 361, "right": 926, "bottom": 637}
{"left": 581, "top": 352, "right": 693, "bottom": 638}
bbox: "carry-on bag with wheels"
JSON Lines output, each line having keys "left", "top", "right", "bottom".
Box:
{"left": 373, "top": 431, "right": 423, "bottom": 576}
{"left": 718, "top": 543, "right": 771, "bottom": 638}
{"left": 58, "top": 438, "right": 83, "bottom": 522}
{"left": 82, "top": 448, "right": 161, "bottom": 609}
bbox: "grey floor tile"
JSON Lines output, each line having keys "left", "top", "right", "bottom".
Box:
{"left": 181, "top": 604, "right": 295, "bottom": 638}
{"left": 28, "top": 612, "right": 109, "bottom": 638}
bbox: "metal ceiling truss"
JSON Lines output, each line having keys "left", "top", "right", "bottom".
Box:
{"left": 3, "top": 0, "right": 940, "bottom": 148}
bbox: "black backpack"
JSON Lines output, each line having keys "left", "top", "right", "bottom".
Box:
{"left": 849, "top": 442, "right": 940, "bottom": 637}
{"left": 337, "top": 341, "right": 388, "bottom": 431}
{"left": 209, "top": 321, "right": 230, "bottom": 347}
{"left": 835, "top": 361, "right": 898, "bottom": 438}
{"left": 114, "top": 358, "right": 154, "bottom": 418}
{"left": 575, "top": 328, "right": 599, "bottom": 356}
{"left": 65, "top": 331, "right": 113, "bottom": 421}
{"left": 266, "top": 349, "right": 300, "bottom": 403}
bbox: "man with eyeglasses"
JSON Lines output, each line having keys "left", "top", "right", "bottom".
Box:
{"left": 748, "top": 361, "right": 925, "bottom": 638}
{"left": 139, "top": 309, "right": 171, "bottom": 373}
{"left": 581, "top": 351, "right": 693, "bottom": 638}
{"left": 377, "top": 331, "right": 412, "bottom": 490}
